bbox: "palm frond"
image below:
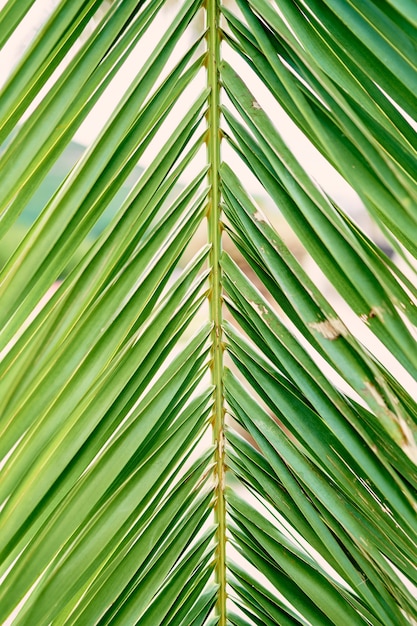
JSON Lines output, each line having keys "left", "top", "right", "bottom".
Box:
{"left": 0, "top": 0, "right": 416, "bottom": 624}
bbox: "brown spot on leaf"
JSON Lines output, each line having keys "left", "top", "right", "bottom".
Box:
{"left": 364, "top": 381, "right": 386, "bottom": 408}
{"left": 253, "top": 210, "right": 267, "bottom": 223}
{"left": 309, "top": 318, "right": 347, "bottom": 340}
{"left": 361, "top": 306, "right": 383, "bottom": 323}
{"left": 398, "top": 417, "right": 417, "bottom": 464}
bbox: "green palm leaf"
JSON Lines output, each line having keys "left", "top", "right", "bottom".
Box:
{"left": 1, "top": 1, "right": 416, "bottom": 624}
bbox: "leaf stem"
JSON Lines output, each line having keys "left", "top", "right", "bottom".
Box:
{"left": 206, "top": 0, "right": 226, "bottom": 623}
